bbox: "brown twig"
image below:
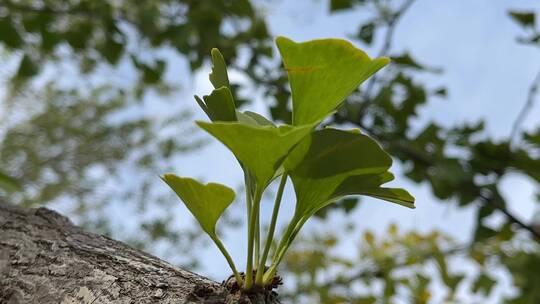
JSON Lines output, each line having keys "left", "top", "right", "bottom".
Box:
{"left": 478, "top": 191, "right": 540, "bottom": 240}
{"left": 358, "top": 0, "right": 416, "bottom": 119}
{"left": 509, "top": 64, "right": 540, "bottom": 147}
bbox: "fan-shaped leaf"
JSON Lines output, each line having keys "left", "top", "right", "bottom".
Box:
{"left": 332, "top": 173, "right": 415, "bottom": 208}
{"left": 209, "top": 48, "right": 230, "bottom": 89}
{"left": 195, "top": 48, "right": 237, "bottom": 122}
{"left": 241, "top": 111, "right": 275, "bottom": 126}
{"left": 276, "top": 36, "right": 389, "bottom": 125}
{"left": 197, "top": 121, "right": 315, "bottom": 188}
{"left": 284, "top": 128, "right": 394, "bottom": 218}
{"left": 195, "top": 87, "right": 237, "bottom": 122}
{"left": 161, "top": 174, "right": 235, "bottom": 237}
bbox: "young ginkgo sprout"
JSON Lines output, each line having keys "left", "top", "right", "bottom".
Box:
{"left": 162, "top": 36, "right": 415, "bottom": 291}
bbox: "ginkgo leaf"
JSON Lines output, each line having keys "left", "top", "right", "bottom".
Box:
{"left": 357, "top": 187, "right": 415, "bottom": 208}
{"left": 331, "top": 172, "right": 395, "bottom": 195}
{"left": 242, "top": 111, "right": 276, "bottom": 126}
{"left": 266, "top": 129, "right": 413, "bottom": 279}
{"left": 197, "top": 121, "right": 315, "bottom": 189}
{"left": 284, "top": 128, "right": 393, "bottom": 218}
{"left": 161, "top": 174, "right": 235, "bottom": 237}
{"left": 209, "top": 48, "right": 230, "bottom": 89}
{"left": 195, "top": 87, "right": 237, "bottom": 122}
{"left": 236, "top": 111, "right": 276, "bottom": 127}
{"left": 332, "top": 173, "right": 415, "bottom": 208}
{"left": 276, "top": 36, "right": 389, "bottom": 125}
{"left": 332, "top": 171, "right": 395, "bottom": 192}
{"left": 195, "top": 48, "right": 236, "bottom": 122}
{"left": 234, "top": 112, "right": 283, "bottom": 182}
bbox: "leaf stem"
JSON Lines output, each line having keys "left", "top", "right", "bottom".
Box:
{"left": 211, "top": 236, "right": 243, "bottom": 286}
{"left": 245, "top": 188, "right": 263, "bottom": 289}
{"left": 244, "top": 172, "right": 253, "bottom": 222}
{"left": 263, "top": 216, "right": 308, "bottom": 284}
{"left": 254, "top": 210, "right": 260, "bottom": 271}
{"left": 255, "top": 174, "right": 288, "bottom": 285}
{"left": 262, "top": 216, "right": 297, "bottom": 283}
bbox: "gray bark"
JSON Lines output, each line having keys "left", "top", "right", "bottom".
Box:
{"left": 0, "top": 204, "right": 279, "bottom": 304}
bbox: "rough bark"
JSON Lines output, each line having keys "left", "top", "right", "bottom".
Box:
{"left": 0, "top": 203, "right": 279, "bottom": 304}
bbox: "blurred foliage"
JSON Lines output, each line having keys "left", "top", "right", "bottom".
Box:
{"left": 0, "top": 0, "right": 271, "bottom": 86}
{"left": 0, "top": 169, "right": 20, "bottom": 193}
{"left": 0, "top": 0, "right": 272, "bottom": 265}
{"left": 1, "top": 0, "right": 540, "bottom": 302}
{"left": 281, "top": 224, "right": 539, "bottom": 303}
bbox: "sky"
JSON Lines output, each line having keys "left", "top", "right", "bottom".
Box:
{"left": 152, "top": 0, "right": 540, "bottom": 302}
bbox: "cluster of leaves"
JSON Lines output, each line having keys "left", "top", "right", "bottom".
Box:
{"left": 509, "top": 10, "right": 540, "bottom": 46}
{"left": 280, "top": 223, "right": 540, "bottom": 303}
{"left": 282, "top": 226, "right": 456, "bottom": 303}
{"left": 162, "top": 37, "right": 414, "bottom": 289}
{"left": 0, "top": 0, "right": 270, "bottom": 88}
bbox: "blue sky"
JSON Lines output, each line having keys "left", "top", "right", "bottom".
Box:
{"left": 156, "top": 0, "right": 540, "bottom": 301}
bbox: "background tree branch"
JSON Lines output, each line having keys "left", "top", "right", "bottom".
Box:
{"left": 510, "top": 64, "right": 540, "bottom": 146}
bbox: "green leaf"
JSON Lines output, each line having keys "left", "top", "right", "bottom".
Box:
{"left": 16, "top": 54, "right": 39, "bottom": 79}
{"left": 354, "top": 296, "right": 377, "bottom": 304}
{"left": 266, "top": 129, "right": 412, "bottom": 280}
{"left": 142, "top": 61, "right": 165, "bottom": 84}
{"left": 524, "top": 127, "right": 540, "bottom": 148}
{"left": 330, "top": 0, "right": 361, "bottom": 12}
{"left": 0, "top": 171, "right": 20, "bottom": 193}
{"left": 195, "top": 48, "right": 238, "bottom": 122}
{"left": 237, "top": 111, "right": 275, "bottom": 126}
{"left": 235, "top": 111, "right": 260, "bottom": 125}
{"left": 333, "top": 172, "right": 416, "bottom": 208}
{"left": 357, "top": 22, "right": 375, "bottom": 45}
{"left": 161, "top": 174, "right": 234, "bottom": 237}
{"left": 392, "top": 52, "right": 425, "bottom": 70}
{"left": 518, "top": 33, "right": 540, "bottom": 45}
{"left": 434, "top": 87, "right": 447, "bottom": 97}
{"left": 22, "top": 13, "right": 52, "bottom": 32}
{"left": 197, "top": 121, "right": 314, "bottom": 188}
{"left": 314, "top": 197, "right": 358, "bottom": 218}
{"left": 65, "top": 22, "right": 93, "bottom": 50}
{"left": 350, "top": 187, "right": 414, "bottom": 208}
{"left": 509, "top": 11, "right": 536, "bottom": 28}
{"left": 472, "top": 273, "right": 496, "bottom": 295}
{"left": 101, "top": 38, "right": 124, "bottom": 64}
{"left": 0, "top": 17, "right": 23, "bottom": 49}
{"left": 276, "top": 36, "right": 389, "bottom": 125}
{"left": 474, "top": 223, "right": 498, "bottom": 242}
{"left": 195, "top": 87, "right": 237, "bottom": 122}
{"left": 284, "top": 128, "right": 395, "bottom": 218}
{"left": 209, "top": 48, "right": 230, "bottom": 89}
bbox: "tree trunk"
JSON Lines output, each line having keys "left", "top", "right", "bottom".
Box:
{"left": 0, "top": 203, "right": 279, "bottom": 304}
